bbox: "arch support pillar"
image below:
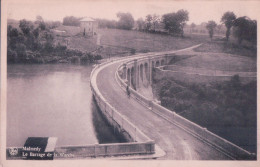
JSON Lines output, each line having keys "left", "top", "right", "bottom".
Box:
{"left": 123, "top": 63, "right": 127, "bottom": 80}
{"left": 165, "top": 54, "right": 170, "bottom": 64}
{"left": 134, "top": 59, "right": 139, "bottom": 90}
{"left": 148, "top": 58, "right": 152, "bottom": 84}
{"left": 127, "top": 68, "right": 131, "bottom": 87}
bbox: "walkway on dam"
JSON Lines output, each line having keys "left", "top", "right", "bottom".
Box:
{"left": 94, "top": 48, "right": 231, "bottom": 160}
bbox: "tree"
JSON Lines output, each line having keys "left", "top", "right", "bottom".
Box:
{"left": 151, "top": 14, "right": 160, "bottom": 31}
{"left": 19, "top": 19, "right": 34, "bottom": 36}
{"left": 162, "top": 13, "right": 178, "bottom": 34}
{"left": 16, "top": 43, "right": 27, "bottom": 59}
{"left": 106, "top": 20, "right": 117, "bottom": 29}
{"left": 190, "top": 23, "right": 196, "bottom": 33}
{"left": 33, "top": 28, "right": 40, "bottom": 38}
{"left": 46, "top": 21, "right": 61, "bottom": 29}
{"left": 162, "top": 9, "right": 189, "bottom": 37}
{"left": 116, "top": 12, "right": 135, "bottom": 30}
{"left": 96, "top": 19, "right": 117, "bottom": 29}
{"left": 35, "top": 15, "right": 44, "bottom": 24}
{"left": 7, "top": 25, "right": 20, "bottom": 50}
{"left": 233, "top": 16, "right": 257, "bottom": 44}
{"left": 34, "top": 15, "right": 46, "bottom": 30}
{"left": 248, "top": 20, "right": 257, "bottom": 44}
{"left": 7, "top": 25, "right": 19, "bottom": 38}
{"left": 145, "top": 14, "right": 153, "bottom": 31}
{"left": 221, "top": 11, "right": 236, "bottom": 41}
{"left": 39, "top": 22, "right": 46, "bottom": 30}
{"left": 136, "top": 18, "right": 145, "bottom": 31}
{"left": 206, "top": 20, "right": 217, "bottom": 40}
{"left": 176, "top": 10, "right": 189, "bottom": 37}
{"left": 216, "top": 24, "right": 222, "bottom": 34}
{"left": 63, "top": 16, "right": 81, "bottom": 26}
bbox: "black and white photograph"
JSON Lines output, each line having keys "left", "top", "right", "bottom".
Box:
{"left": 1, "top": 0, "right": 259, "bottom": 166}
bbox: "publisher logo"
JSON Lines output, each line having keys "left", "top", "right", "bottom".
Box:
{"left": 9, "top": 147, "right": 18, "bottom": 156}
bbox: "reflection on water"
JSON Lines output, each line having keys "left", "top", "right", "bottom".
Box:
{"left": 91, "top": 97, "right": 128, "bottom": 143}
{"left": 7, "top": 64, "right": 124, "bottom": 147}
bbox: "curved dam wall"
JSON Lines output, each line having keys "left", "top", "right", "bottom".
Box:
{"left": 89, "top": 59, "right": 155, "bottom": 156}
{"left": 116, "top": 54, "right": 256, "bottom": 160}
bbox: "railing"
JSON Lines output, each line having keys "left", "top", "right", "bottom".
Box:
{"left": 115, "top": 54, "right": 256, "bottom": 160}
{"left": 54, "top": 141, "right": 154, "bottom": 159}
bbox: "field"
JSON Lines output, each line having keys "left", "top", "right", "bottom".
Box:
{"left": 54, "top": 27, "right": 211, "bottom": 58}
{"left": 194, "top": 40, "right": 257, "bottom": 57}
{"left": 98, "top": 29, "right": 208, "bottom": 53}
{"left": 53, "top": 27, "right": 249, "bottom": 60}
{"left": 173, "top": 53, "right": 256, "bottom": 72}
{"left": 54, "top": 27, "right": 256, "bottom": 60}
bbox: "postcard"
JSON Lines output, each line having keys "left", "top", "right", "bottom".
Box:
{"left": 1, "top": 0, "right": 259, "bottom": 167}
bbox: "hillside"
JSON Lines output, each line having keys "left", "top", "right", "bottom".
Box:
{"left": 152, "top": 48, "right": 256, "bottom": 153}
{"left": 50, "top": 27, "right": 210, "bottom": 59}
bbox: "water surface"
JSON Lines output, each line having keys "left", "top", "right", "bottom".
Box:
{"left": 7, "top": 64, "right": 120, "bottom": 147}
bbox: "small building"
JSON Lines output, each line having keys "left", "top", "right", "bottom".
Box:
{"left": 79, "top": 17, "right": 98, "bottom": 36}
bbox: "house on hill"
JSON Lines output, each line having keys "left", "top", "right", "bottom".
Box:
{"left": 80, "top": 17, "right": 98, "bottom": 36}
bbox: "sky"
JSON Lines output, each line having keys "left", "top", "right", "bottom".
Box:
{"left": 5, "top": 0, "right": 260, "bottom": 24}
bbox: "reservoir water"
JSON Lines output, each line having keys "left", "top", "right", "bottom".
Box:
{"left": 7, "top": 64, "right": 124, "bottom": 147}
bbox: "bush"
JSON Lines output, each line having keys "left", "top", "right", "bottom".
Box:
{"left": 8, "top": 19, "right": 101, "bottom": 64}
{"left": 130, "top": 48, "right": 136, "bottom": 55}
{"left": 116, "top": 12, "right": 135, "bottom": 30}
{"left": 94, "top": 54, "right": 102, "bottom": 60}
{"left": 7, "top": 48, "right": 18, "bottom": 63}
{"left": 157, "top": 75, "right": 256, "bottom": 128}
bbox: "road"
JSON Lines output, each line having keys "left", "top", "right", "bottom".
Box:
{"left": 94, "top": 47, "right": 231, "bottom": 160}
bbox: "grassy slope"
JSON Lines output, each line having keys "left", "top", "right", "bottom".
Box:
{"left": 67, "top": 36, "right": 98, "bottom": 52}
{"left": 54, "top": 25, "right": 98, "bottom": 52}
{"left": 98, "top": 29, "right": 207, "bottom": 53}
{"left": 52, "top": 27, "right": 256, "bottom": 59}
{"left": 194, "top": 40, "right": 257, "bottom": 57}
{"left": 59, "top": 28, "right": 209, "bottom": 58}
{"left": 173, "top": 53, "right": 256, "bottom": 72}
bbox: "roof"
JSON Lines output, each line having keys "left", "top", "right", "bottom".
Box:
{"left": 80, "top": 17, "right": 95, "bottom": 22}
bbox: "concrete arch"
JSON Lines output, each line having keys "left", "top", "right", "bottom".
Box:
{"left": 155, "top": 60, "right": 160, "bottom": 67}
{"left": 123, "top": 65, "right": 127, "bottom": 79}
{"left": 131, "top": 67, "right": 136, "bottom": 90}
{"left": 125, "top": 57, "right": 167, "bottom": 90}
{"left": 161, "top": 59, "right": 165, "bottom": 66}
{"left": 144, "top": 62, "right": 149, "bottom": 80}
{"left": 127, "top": 68, "right": 131, "bottom": 86}
{"left": 140, "top": 64, "right": 144, "bottom": 81}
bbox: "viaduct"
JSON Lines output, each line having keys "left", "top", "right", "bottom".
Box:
{"left": 121, "top": 53, "right": 169, "bottom": 90}
{"left": 89, "top": 44, "right": 256, "bottom": 160}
